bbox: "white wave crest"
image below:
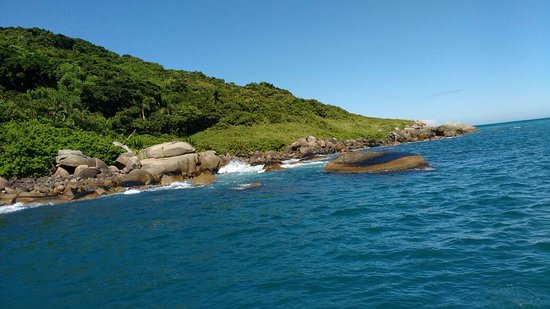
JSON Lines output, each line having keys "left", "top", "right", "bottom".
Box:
{"left": 123, "top": 189, "right": 142, "bottom": 195}
{"left": 281, "top": 160, "right": 327, "bottom": 169}
{"left": 218, "top": 160, "right": 265, "bottom": 174}
{"left": 149, "top": 181, "right": 192, "bottom": 191}
{"left": 281, "top": 157, "right": 329, "bottom": 169}
{"left": 0, "top": 202, "right": 52, "bottom": 214}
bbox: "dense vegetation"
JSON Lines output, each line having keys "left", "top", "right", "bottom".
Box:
{"left": 0, "top": 27, "right": 411, "bottom": 178}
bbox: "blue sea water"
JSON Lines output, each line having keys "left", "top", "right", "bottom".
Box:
{"left": 1, "top": 118, "right": 550, "bottom": 308}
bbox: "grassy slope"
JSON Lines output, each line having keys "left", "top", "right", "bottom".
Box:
{"left": 190, "top": 116, "right": 410, "bottom": 154}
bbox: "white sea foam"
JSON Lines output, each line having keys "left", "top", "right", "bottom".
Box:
{"left": 218, "top": 160, "right": 265, "bottom": 174}
{"left": 281, "top": 157, "right": 329, "bottom": 169}
{"left": 0, "top": 202, "right": 52, "bottom": 214}
{"left": 149, "top": 181, "right": 192, "bottom": 191}
{"left": 281, "top": 160, "right": 327, "bottom": 169}
{"left": 123, "top": 189, "right": 142, "bottom": 195}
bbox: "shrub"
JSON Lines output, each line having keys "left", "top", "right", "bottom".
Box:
{"left": 0, "top": 120, "right": 121, "bottom": 179}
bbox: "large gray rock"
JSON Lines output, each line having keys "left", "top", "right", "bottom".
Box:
{"left": 115, "top": 152, "right": 141, "bottom": 173}
{"left": 121, "top": 169, "right": 156, "bottom": 187}
{"left": 0, "top": 176, "right": 8, "bottom": 190}
{"left": 53, "top": 167, "right": 70, "bottom": 177}
{"left": 56, "top": 150, "right": 96, "bottom": 168}
{"left": 141, "top": 153, "right": 198, "bottom": 177}
{"left": 94, "top": 158, "right": 108, "bottom": 170}
{"left": 74, "top": 165, "right": 99, "bottom": 179}
{"left": 139, "top": 141, "right": 195, "bottom": 159}
{"left": 198, "top": 151, "right": 222, "bottom": 172}
{"left": 325, "top": 151, "right": 431, "bottom": 173}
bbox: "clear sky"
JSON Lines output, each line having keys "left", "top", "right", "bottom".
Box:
{"left": 2, "top": 0, "right": 549, "bottom": 125}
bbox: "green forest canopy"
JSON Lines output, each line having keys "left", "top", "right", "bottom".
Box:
{"left": 0, "top": 27, "right": 411, "bottom": 178}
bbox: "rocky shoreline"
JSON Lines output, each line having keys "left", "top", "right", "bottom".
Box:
{"left": 0, "top": 121, "right": 477, "bottom": 207}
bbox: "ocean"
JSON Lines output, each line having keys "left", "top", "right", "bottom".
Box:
{"left": 1, "top": 118, "right": 549, "bottom": 308}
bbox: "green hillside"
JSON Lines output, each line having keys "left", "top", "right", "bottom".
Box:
{"left": 0, "top": 27, "right": 411, "bottom": 178}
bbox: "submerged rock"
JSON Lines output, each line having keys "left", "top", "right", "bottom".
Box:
{"left": 159, "top": 174, "right": 184, "bottom": 185}
{"left": 191, "top": 171, "right": 216, "bottom": 187}
{"left": 324, "top": 151, "right": 431, "bottom": 173}
{"left": 237, "top": 182, "right": 263, "bottom": 190}
{"left": 263, "top": 162, "right": 284, "bottom": 172}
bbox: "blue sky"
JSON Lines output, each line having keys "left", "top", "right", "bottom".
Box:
{"left": 2, "top": 0, "right": 549, "bottom": 125}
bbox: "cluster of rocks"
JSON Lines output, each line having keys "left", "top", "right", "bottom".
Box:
{"left": 0, "top": 141, "right": 229, "bottom": 206}
{"left": 389, "top": 121, "right": 478, "bottom": 143}
{"left": 244, "top": 136, "right": 385, "bottom": 166}
{"left": 243, "top": 121, "right": 477, "bottom": 165}
{"left": 124, "top": 141, "right": 227, "bottom": 187}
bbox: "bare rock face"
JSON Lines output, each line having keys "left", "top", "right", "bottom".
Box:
{"left": 115, "top": 152, "right": 142, "bottom": 173}
{"left": 74, "top": 165, "right": 99, "bottom": 179}
{"left": 191, "top": 171, "right": 216, "bottom": 187}
{"left": 53, "top": 167, "right": 70, "bottom": 178}
{"left": 264, "top": 162, "right": 284, "bottom": 172}
{"left": 198, "top": 151, "right": 222, "bottom": 172}
{"left": 139, "top": 142, "right": 195, "bottom": 159}
{"left": 0, "top": 193, "right": 17, "bottom": 205}
{"left": 56, "top": 150, "right": 96, "bottom": 169}
{"left": 324, "top": 151, "right": 431, "bottom": 173}
{"left": 0, "top": 176, "right": 8, "bottom": 190}
{"left": 435, "top": 122, "right": 478, "bottom": 137}
{"left": 141, "top": 153, "right": 198, "bottom": 177}
{"left": 94, "top": 158, "right": 108, "bottom": 170}
{"left": 121, "top": 169, "right": 156, "bottom": 187}
{"left": 160, "top": 174, "right": 184, "bottom": 186}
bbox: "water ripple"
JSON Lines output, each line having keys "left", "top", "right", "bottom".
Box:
{"left": 1, "top": 119, "right": 550, "bottom": 307}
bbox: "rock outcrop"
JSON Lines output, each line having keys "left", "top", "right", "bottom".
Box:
{"left": 0, "top": 177, "right": 7, "bottom": 190}
{"left": 139, "top": 141, "right": 195, "bottom": 159}
{"left": 389, "top": 121, "right": 478, "bottom": 143}
{"left": 74, "top": 165, "right": 99, "bottom": 179}
{"left": 121, "top": 169, "right": 156, "bottom": 187}
{"left": 324, "top": 151, "right": 431, "bottom": 173}
{"left": 114, "top": 151, "right": 141, "bottom": 173}
{"left": 55, "top": 150, "right": 110, "bottom": 175}
{"left": 198, "top": 151, "right": 222, "bottom": 172}
{"left": 141, "top": 153, "right": 198, "bottom": 177}
{"left": 55, "top": 150, "right": 97, "bottom": 171}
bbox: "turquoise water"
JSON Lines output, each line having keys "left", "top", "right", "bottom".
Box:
{"left": 1, "top": 118, "right": 550, "bottom": 308}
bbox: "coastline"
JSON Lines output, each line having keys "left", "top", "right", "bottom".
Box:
{"left": 0, "top": 121, "right": 477, "bottom": 208}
